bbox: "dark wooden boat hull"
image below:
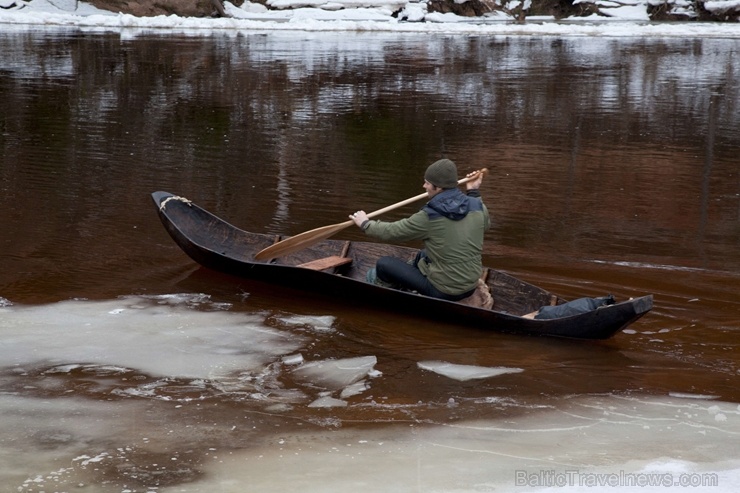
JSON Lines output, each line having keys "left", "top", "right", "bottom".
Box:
{"left": 151, "top": 191, "right": 653, "bottom": 340}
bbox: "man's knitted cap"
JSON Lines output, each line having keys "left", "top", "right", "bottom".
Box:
{"left": 424, "top": 159, "right": 458, "bottom": 189}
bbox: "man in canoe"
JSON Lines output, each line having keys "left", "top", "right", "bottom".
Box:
{"left": 349, "top": 159, "right": 490, "bottom": 301}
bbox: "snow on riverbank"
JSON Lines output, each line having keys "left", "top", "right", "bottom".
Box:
{"left": 1, "top": 0, "right": 739, "bottom": 37}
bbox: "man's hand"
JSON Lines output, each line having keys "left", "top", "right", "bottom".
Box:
{"left": 465, "top": 170, "right": 484, "bottom": 190}
{"left": 349, "top": 210, "right": 369, "bottom": 228}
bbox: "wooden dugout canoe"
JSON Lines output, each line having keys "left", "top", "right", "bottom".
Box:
{"left": 151, "top": 191, "right": 653, "bottom": 340}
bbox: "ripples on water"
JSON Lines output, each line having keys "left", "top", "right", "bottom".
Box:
{"left": 0, "top": 27, "right": 739, "bottom": 492}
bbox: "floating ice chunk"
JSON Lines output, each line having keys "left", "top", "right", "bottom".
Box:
{"left": 340, "top": 380, "right": 369, "bottom": 399}
{"left": 282, "top": 354, "right": 304, "bottom": 365}
{"left": 417, "top": 361, "right": 523, "bottom": 381}
{"left": 43, "top": 364, "right": 130, "bottom": 376}
{"left": 293, "top": 356, "right": 377, "bottom": 391}
{"left": 73, "top": 452, "right": 110, "bottom": 466}
{"left": 138, "top": 292, "right": 214, "bottom": 307}
{"left": 308, "top": 396, "right": 348, "bottom": 408}
{"left": 276, "top": 315, "right": 336, "bottom": 332}
{"left": 669, "top": 392, "right": 719, "bottom": 400}
{"left": 264, "top": 403, "right": 294, "bottom": 412}
{"left": 42, "top": 364, "right": 82, "bottom": 374}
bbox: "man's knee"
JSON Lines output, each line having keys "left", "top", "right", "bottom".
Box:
{"left": 376, "top": 256, "right": 397, "bottom": 280}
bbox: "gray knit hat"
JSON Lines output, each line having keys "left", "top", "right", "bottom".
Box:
{"left": 424, "top": 159, "right": 458, "bottom": 189}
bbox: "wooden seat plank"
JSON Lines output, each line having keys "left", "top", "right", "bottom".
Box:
{"left": 298, "top": 255, "right": 352, "bottom": 271}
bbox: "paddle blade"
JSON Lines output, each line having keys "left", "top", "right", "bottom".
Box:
{"left": 254, "top": 220, "right": 353, "bottom": 261}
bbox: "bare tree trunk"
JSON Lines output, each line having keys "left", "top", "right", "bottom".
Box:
{"left": 211, "top": 0, "right": 228, "bottom": 17}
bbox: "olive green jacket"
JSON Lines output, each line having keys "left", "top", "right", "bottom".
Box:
{"left": 364, "top": 189, "right": 490, "bottom": 295}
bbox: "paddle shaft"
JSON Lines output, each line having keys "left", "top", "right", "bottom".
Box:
{"left": 254, "top": 168, "right": 487, "bottom": 261}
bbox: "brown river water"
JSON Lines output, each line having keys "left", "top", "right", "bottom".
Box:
{"left": 1, "top": 26, "right": 739, "bottom": 492}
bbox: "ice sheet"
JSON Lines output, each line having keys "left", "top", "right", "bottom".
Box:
{"left": 149, "top": 395, "right": 740, "bottom": 493}
{"left": 1, "top": 299, "right": 739, "bottom": 491}
{"left": 0, "top": 294, "right": 304, "bottom": 379}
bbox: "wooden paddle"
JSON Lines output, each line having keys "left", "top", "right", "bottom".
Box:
{"left": 254, "top": 168, "right": 488, "bottom": 261}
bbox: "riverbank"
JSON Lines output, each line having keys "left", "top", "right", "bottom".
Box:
{"left": 82, "top": 0, "right": 740, "bottom": 21}
{"left": 1, "top": 0, "right": 739, "bottom": 37}
{"left": 2, "top": 0, "right": 738, "bottom": 24}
